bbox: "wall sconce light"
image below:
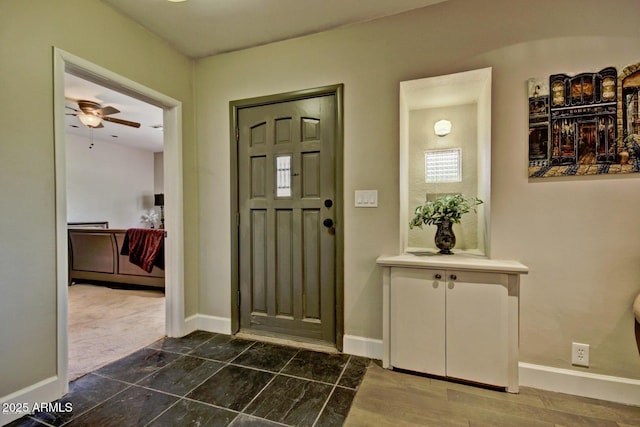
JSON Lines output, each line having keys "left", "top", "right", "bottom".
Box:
{"left": 434, "top": 119, "right": 452, "bottom": 137}
{"left": 154, "top": 193, "right": 165, "bottom": 229}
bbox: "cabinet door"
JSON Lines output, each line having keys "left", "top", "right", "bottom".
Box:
{"left": 390, "top": 267, "right": 446, "bottom": 375}
{"left": 445, "top": 270, "right": 509, "bottom": 387}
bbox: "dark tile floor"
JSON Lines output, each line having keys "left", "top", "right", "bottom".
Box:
{"left": 8, "top": 331, "right": 369, "bottom": 427}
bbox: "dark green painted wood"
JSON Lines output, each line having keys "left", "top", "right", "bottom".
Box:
{"left": 231, "top": 86, "right": 343, "bottom": 347}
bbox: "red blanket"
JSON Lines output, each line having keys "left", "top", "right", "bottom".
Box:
{"left": 120, "top": 228, "right": 165, "bottom": 273}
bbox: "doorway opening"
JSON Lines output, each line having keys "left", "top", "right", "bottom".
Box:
{"left": 53, "top": 48, "right": 185, "bottom": 391}
{"left": 64, "top": 72, "right": 166, "bottom": 380}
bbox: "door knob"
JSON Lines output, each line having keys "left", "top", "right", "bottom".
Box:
{"left": 323, "top": 218, "right": 334, "bottom": 228}
{"left": 324, "top": 199, "right": 333, "bottom": 208}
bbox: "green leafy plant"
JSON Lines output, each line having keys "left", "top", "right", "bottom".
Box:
{"left": 409, "top": 194, "right": 483, "bottom": 229}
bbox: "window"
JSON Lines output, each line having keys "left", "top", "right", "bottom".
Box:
{"left": 276, "top": 154, "right": 292, "bottom": 197}
{"left": 425, "top": 148, "right": 462, "bottom": 183}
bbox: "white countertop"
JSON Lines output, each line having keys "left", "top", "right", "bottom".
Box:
{"left": 376, "top": 253, "right": 528, "bottom": 274}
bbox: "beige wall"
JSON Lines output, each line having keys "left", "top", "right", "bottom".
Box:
{"left": 195, "top": 0, "right": 640, "bottom": 380}
{"left": 0, "top": 0, "right": 196, "bottom": 399}
{"left": 66, "top": 133, "right": 155, "bottom": 229}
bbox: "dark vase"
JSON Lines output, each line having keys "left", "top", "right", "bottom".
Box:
{"left": 435, "top": 220, "right": 456, "bottom": 255}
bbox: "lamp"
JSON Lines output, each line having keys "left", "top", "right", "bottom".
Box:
{"left": 434, "top": 119, "right": 452, "bottom": 137}
{"left": 154, "top": 193, "right": 165, "bottom": 229}
{"left": 77, "top": 113, "right": 103, "bottom": 128}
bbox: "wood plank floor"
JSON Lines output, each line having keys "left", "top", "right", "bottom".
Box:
{"left": 345, "top": 363, "right": 640, "bottom": 426}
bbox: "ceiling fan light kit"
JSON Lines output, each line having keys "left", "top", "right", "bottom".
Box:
{"left": 67, "top": 99, "right": 141, "bottom": 129}
{"left": 77, "top": 112, "right": 102, "bottom": 128}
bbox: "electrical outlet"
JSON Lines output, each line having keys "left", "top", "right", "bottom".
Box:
{"left": 571, "top": 342, "right": 590, "bottom": 367}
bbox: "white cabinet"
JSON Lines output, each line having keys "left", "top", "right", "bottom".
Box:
{"left": 378, "top": 254, "right": 528, "bottom": 393}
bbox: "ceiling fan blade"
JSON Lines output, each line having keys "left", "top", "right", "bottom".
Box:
{"left": 99, "top": 106, "right": 120, "bottom": 116}
{"left": 103, "top": 116, "right": 141, "bottom": 128}
{"left": 65, "top": 105, "right": 79, "bottom": 112}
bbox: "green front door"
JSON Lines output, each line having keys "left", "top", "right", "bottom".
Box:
{"left": 236, "top": 93, "right": 338, "bottom": 345}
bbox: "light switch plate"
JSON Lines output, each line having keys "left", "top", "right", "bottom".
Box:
{"left": 355, "top": 190, "right": 378, "bottom": 207}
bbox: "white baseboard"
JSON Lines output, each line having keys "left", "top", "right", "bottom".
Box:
{"left": 182, "top": 314, "right": 199, "bottom": 336}
{"left": 343, "top": 334, "right": 383, "bottom": 360}
{"left": 519, "top": 362, "right": 640, "bottom": 406}
{"left": 0, "top": 376, "right": 64, "bottom": 426}
{"left": 183, "top": 314, "right": 231, "bottom": 336}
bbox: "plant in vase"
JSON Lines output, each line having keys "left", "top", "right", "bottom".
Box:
{"left": 140, "top": 210, "right": 159, "bottom": 229}
{"left": 409, "top": 193, "right": 483, "bottom": 255}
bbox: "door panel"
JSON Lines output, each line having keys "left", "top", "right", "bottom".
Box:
{"left": 238, "top": 95, "right": 336, "bottom": 344}
{"left": 446, "top": 271, "right": 509, "bottom": 387}
{"left": 390, "top": 267, "right": 446, "bottom": 375}
{"left": 302, "top": 152, "right": 321, "bottom": 197}
{"left": 276, "top": 209, "right": 293, "bottom": 317}
{"left": 251, "top": 210, "right": 267, "bottom": 314}
{"left": 302, "top": 209, "right": 321, "bottom": 320}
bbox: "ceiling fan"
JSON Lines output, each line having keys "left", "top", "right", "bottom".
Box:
{"left": 66, "top": 100, "right": 141, "bottom": 129}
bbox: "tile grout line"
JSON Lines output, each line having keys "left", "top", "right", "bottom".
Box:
{"left": 311, "top": 354, "right": 353, "bottom": 427}
{"left": 55, "top": 380, "right": 135, "bottom": 426}
{"left": 179, "top": 338, "right": 257, "bottom": 397}
{"left": 24, "top": 415, "right": 55, "bottom": 427}
{"left": 236, "top": 348, "right": 301, "bottom": 418}
{"left": 87, "top": 336, "right": 241, "bottom": 427}
{"left": 142, "top": 398, "right": 184, "bottom": 427}
{"left": 69, "top": 340, "right": 217, "bottom": 425}
{"left": 148, "top": 337, "right": 259, "bottom": 425}
{"left": 155, "top": 338, "right": 294, "bottom": 426}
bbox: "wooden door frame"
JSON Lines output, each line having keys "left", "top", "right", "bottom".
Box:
{"left": 229, "top": 84, "right": 344, "bottom": 350}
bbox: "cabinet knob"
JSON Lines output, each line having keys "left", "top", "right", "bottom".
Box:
{"left": 435, "top": 274, "right": 442, "bottom": 280}
{"left": 450, "top": 274, "right": 457, "bottom": 280}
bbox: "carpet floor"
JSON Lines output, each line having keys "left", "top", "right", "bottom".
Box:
{"left": 68, "top": 283, "right": 165, "bottom": 381}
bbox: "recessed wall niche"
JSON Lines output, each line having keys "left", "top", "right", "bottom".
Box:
{"left": 399, "top": 68, "right": 492, "bottom": 256}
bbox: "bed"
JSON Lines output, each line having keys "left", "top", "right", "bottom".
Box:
{"left": 68, "top": 222, "right": 165, "bottom": 289}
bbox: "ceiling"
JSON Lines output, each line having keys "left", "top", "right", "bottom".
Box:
{"left": 67, "top": 0, "right": 447, "bottom": 152}
{"left": 101, "top": 0, "right": 448, "bottom": 59}
{"left": 65, "top": 73, "right": 164, "bottom": 152}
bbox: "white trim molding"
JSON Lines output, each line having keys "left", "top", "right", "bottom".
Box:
{"left": 519, "top": 362, "right": 640, "bottom": 406}
{"left": 184, "top": 314, "right": 232, "bottom": 335}
{"left": 343, "top": 334, "right": 384, "bottom": 360}
{"left": 0, "top": 376, "right": 60, "bottom": 426}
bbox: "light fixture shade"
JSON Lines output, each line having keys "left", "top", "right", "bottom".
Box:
{"left": 78, "top": 113, "right": 102, "bottom": 128}
{"left": 154, "top": 193, "right": 165, "bottom": 206}
{"left": 434, "top": 119, "right": 452, "bottom": 136}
